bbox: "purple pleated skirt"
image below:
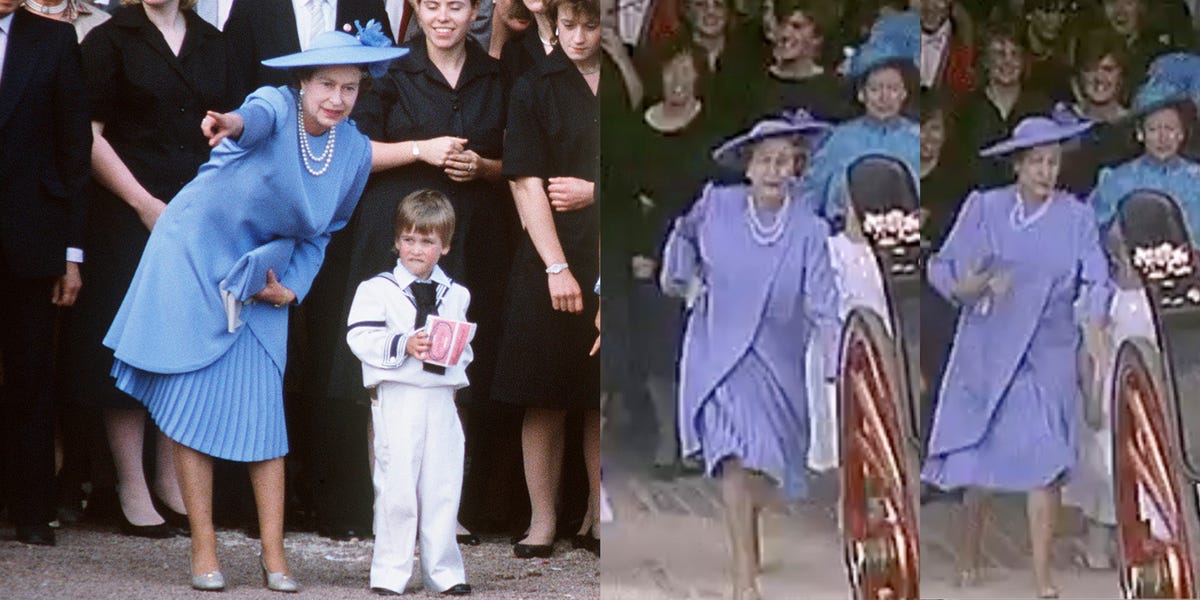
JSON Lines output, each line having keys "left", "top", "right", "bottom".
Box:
{"left": 696, "top": 349, "right": 809, "bottom": 499}
{"left": 111, "top": 329, "right": 288, "bottom": 462}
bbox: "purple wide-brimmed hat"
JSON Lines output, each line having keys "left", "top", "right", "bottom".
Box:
{"left": 978, "top": 116, "right": 1094, "bottom": 157}
{"left": 711, "top": 110, "right": 831, "bottom": 169}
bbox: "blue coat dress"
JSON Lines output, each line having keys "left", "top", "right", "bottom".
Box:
{"left": 103, "top": 86, "right": 372, "bottom": 462}
{"left": 800, "top": 115, "right": 921, "bottom": 225}
{"left": 1089, "top": 154, "right": 1200, "bottom": 240}
{"left": 922, "top": 187, "right": 1113, "bottom": 491}
{"left": 661, "top": 183, "right": 840, "bottom": 499}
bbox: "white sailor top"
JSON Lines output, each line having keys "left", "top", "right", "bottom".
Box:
{"left": 345, "top": 262, "right": 474, "bottom": 390}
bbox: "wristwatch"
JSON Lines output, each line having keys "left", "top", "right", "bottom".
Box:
{"left": 411, "top": 142, "right": 420, "bottom": 157}
{"left": 545, "top": 263, "right": 569, "bottom": 274}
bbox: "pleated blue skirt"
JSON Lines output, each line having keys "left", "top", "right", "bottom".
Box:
{"left": 111, "top": 329, "right": 289, "bottom": 462}
{"left": 697, "top": 349, "right": 809, "bottom": 499}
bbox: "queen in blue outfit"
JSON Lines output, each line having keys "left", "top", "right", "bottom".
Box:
{"left": 660, "top": 112, "right": 839, "bottom": 600}
{"left": 921, "top": 116, "right": 1114, "bottom": 598}
{"left": 801, "top": 11, "right": 919, "bottom": 227}
{"left": 102, "top": 29, "right": 414, "bottom": 592}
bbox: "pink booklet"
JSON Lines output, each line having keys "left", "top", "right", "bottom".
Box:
{"left": 424, "top": 316, "right": 476, "bottom": 368}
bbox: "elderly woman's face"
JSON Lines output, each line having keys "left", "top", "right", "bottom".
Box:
{"left": 773, "top": 10, "right": 822, "bottom": 63}
{"left": 920, "top": 0, "right": 950, "bottom": 32}
{"left": 1080, "top": 54, "right": 1122, "bottom": 106}
{"left": 920, "top": 110, "right": 946, "bottom": 161}
{"left": 419, "top": 0, "right": 478, "bottom": 50}
{"left": 747, "top": 137, "right": 805, "bottom": 191}
{"left": 1142, "top": 107, "right": 1185, "bottom": 161}
{"left": 986, "top": 38, "right": 1024, "bottom": 86}
{"left": 860, "top": 67, "right": 907, "bottom": 120}
{"left": 1015, "top": 144, "right": 1062, "bottom": 200}
{"left": 687, "top": 0, "right": 727, "bottom": 38}
{"left": 1104, "top": 0, "right": 1141, "bottom": 36}
{"left": 300, "top": 65, "right": 362, "bottom": 132}
{"left": 661, "top": 52, "right": 698, "bottom": 106}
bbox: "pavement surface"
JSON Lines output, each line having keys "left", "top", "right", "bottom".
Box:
{"left": 0, "top": 523, "right": 599, "bottom": 599}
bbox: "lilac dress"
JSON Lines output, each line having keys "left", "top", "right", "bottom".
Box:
{"left": 661, "top": 183, "right": 839, "bottom": 499}
{"left": 922, "top": 186, "right": 1112, "bottom": 491}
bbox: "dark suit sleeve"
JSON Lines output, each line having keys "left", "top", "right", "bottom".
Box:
{"left": 223, "top": 0, "right": 258, "bottom": 99}
{"left": 53, "top": 27, "right": 93, "bottom": 252}
{"left": 79, "top": 26, "right": 119, "bottom": 123}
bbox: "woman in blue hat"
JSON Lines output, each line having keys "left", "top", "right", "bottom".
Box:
{"left": 660, "top": 111, "right": 839, "bottom": 600}
{"left": 799, "top": 11, "right": 919, "bottom": 228}
{"left": 922, "top": 115, "right": 1114, "bottom": 598}
{"left": 102, "top": 27, "right": 413, "bottom": 592}
{"left": 1062, "top": 78, "right": 1200, "bottom": 569}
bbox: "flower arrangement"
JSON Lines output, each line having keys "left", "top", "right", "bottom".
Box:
{"left": 1132, "top": 242, "right": 1193, "bottom": 280}
{"left": 862, "top": 209, "right": 920, "bottom": 248}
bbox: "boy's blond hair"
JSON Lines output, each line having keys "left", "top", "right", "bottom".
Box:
{"left": 394, "top": 189, "right": 456, "bottom": 246}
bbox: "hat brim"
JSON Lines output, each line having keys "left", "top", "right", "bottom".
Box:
{"left": 978, "top": 121, "right": 1094, "bottom": 158}
{"left": 711, "top": 124, "right": 830, "bottom": 169}
{"left": 262, "top": 46, "right": 408, "bottom": 70}
{"left": 1128, "top": 93, "right": 1194, "bottom": 123}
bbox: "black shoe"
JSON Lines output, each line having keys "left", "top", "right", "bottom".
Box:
{"left": 442, "top": 583, "right": 472, "bottom": 595}
{"left": 119, "top": 513, "right": 175, "bottom": 539}
{"left": 571, "top": 534, "right": 600, "bottom": 555}
{"left": 151, "top": 495, "right": 191, "bottom": 535}
{"left": 15, "top": 524, "right": 55, "bottom": 546}
{"left": 513, "top": 542, "right": 554, "bottom": 559}
{"left": 371, "top": 587, "right": 401, "bottom": 596}
{"left": 509, "top": 532, "right": 526, "bottom": 545}
{"left": 457, "top": 533, "right": 480, "bottom": 546}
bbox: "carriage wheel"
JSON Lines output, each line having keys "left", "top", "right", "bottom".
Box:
{"left": 839, "top": 311, "right": 920, "bottom": 600}
{"left": 1114, "top": 341, "right": 1195, "bottom": 599}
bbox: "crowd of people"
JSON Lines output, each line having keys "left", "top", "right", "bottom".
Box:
{"left": 0, "top": 0, "right": 599, "bottom": 594}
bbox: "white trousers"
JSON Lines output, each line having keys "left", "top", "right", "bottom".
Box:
{"left": 370, "top": 383, "right": 466, "bottom": 593}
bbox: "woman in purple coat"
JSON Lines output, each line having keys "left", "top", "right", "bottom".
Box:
{"left": 660, "top": 111, "right": 839, "bottom": 600}
{"left": 921, "top": 116, "right": 1114, "bottom": 598}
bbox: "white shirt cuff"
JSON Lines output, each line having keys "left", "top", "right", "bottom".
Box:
{"left": 67, "top": 247, "right": 84, "bottom": 263}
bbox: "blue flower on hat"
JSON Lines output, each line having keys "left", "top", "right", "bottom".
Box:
{"left": 355, "top": 20, "right": 395, "bottom": 78}
{"left": 1148, "top": 53, "right": 1200, "bottom": 91}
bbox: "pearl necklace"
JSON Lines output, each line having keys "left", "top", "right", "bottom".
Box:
{"left": 745, "top": 192, "right": 789, "bottom": 245}
{"left": 25, "top": 0, "right": 68, "bottom": 15}
{"left": 1010, "top": 193, "right": 1051, "bottom": 230}
{"left": 297, "top": 102, "right": 335, "bottom": 176}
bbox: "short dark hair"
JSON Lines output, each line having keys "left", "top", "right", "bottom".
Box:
{"left": 920, "top": 87, "right": 945, "bottom": 124}
{"left": 394, "top": 189, "right": 456, "bottom": 247}
{"left": 550, "top": 0, "right": 599, "bottom": 25}
{"left": 1073, "top": 28, "right": 1128, "bottom": 75}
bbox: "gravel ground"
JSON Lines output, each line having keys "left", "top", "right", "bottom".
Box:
{"left": 0, "top": 524, "right": 599, "bottom": 599}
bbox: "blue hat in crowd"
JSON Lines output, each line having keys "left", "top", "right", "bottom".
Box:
{"left": 979, "top": 116, "right": 1094, "bottom": 157}
{"left": 262, "top": 20, "right": 406, "bottom": 78}
{"left": 1130, "top": 78, "right": 1194, "bottom": 122}
{"left": 711, "top": 109, "right": 831, "bottom": 169}
{"left": 848, "top": 12, "right": 919, "bottom": 84}
{"left": 1147, "top": 53, "right": 1200, "bottom": 93}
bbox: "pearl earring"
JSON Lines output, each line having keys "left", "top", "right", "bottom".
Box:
{"left": 1136, "top": 130, "right": 1144, "bottom": 142}
{"left": 299, "top": 88, "right": 306, "bottom": 97}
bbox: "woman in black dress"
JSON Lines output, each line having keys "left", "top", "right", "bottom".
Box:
{"left": 760, "top": 0, "right": 852, "bottom": 122}
{"left": 307, "top": 0, "right": 510, "bottom": 542}
{"left": 71, "top": 0, "right": 239, "bottom": 537}
{"left": 495, "top": 0, "right": 601, "bottom": 558}
{"left": 499, "top": 0, "right": 567, "bottom": 86}
{"left": 630, "top": 37, "right": 714, "bottom": 476}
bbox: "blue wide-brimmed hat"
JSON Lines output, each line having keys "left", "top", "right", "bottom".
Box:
{"left": 1147, "top": 53, "right": 1200, "bottom": 92}
{"left": 848, "top": 11, "right": 918, "bottom": 83}
{"left": 262, "top": 21, "right": 406, "bottom": 78}
{"left": 1129, "top": 78, "right": 1193, "bottom": 122}
{"left": 711, "top": 110, "right": 831, "bottom": 168}
{"left": 979, "top": 116, "right": 1094, "bottom": 157}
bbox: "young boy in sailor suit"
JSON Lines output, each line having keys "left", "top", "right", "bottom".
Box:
{"left": 346, "top": 190, "right": 473, "bottom": 596}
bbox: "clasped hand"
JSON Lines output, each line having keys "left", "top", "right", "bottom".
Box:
{"left": 953, "top": 258, "right": 1012, "bottom": 305}
{"left": 407, "top": 330, "right": 431, "bottom": 360}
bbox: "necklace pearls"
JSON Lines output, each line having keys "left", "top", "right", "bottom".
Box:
{"left": 25, "top": 0, "right": 67, "bottom": 15}
{"left": 1010, "top": 194, "right": 1051, "bottom": 230}
{"left": 297, "top": 101, "right": 336, "bottom": 176}
{"left": 745, "top": 192, "right": 790, "bottom": 245}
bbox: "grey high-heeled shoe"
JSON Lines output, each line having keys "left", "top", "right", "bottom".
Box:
{"left": 260, "top": 557, "right": 299, "bottom": 593}
{"left": 191, "top": 570, "right": 225, "bottom": 592}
